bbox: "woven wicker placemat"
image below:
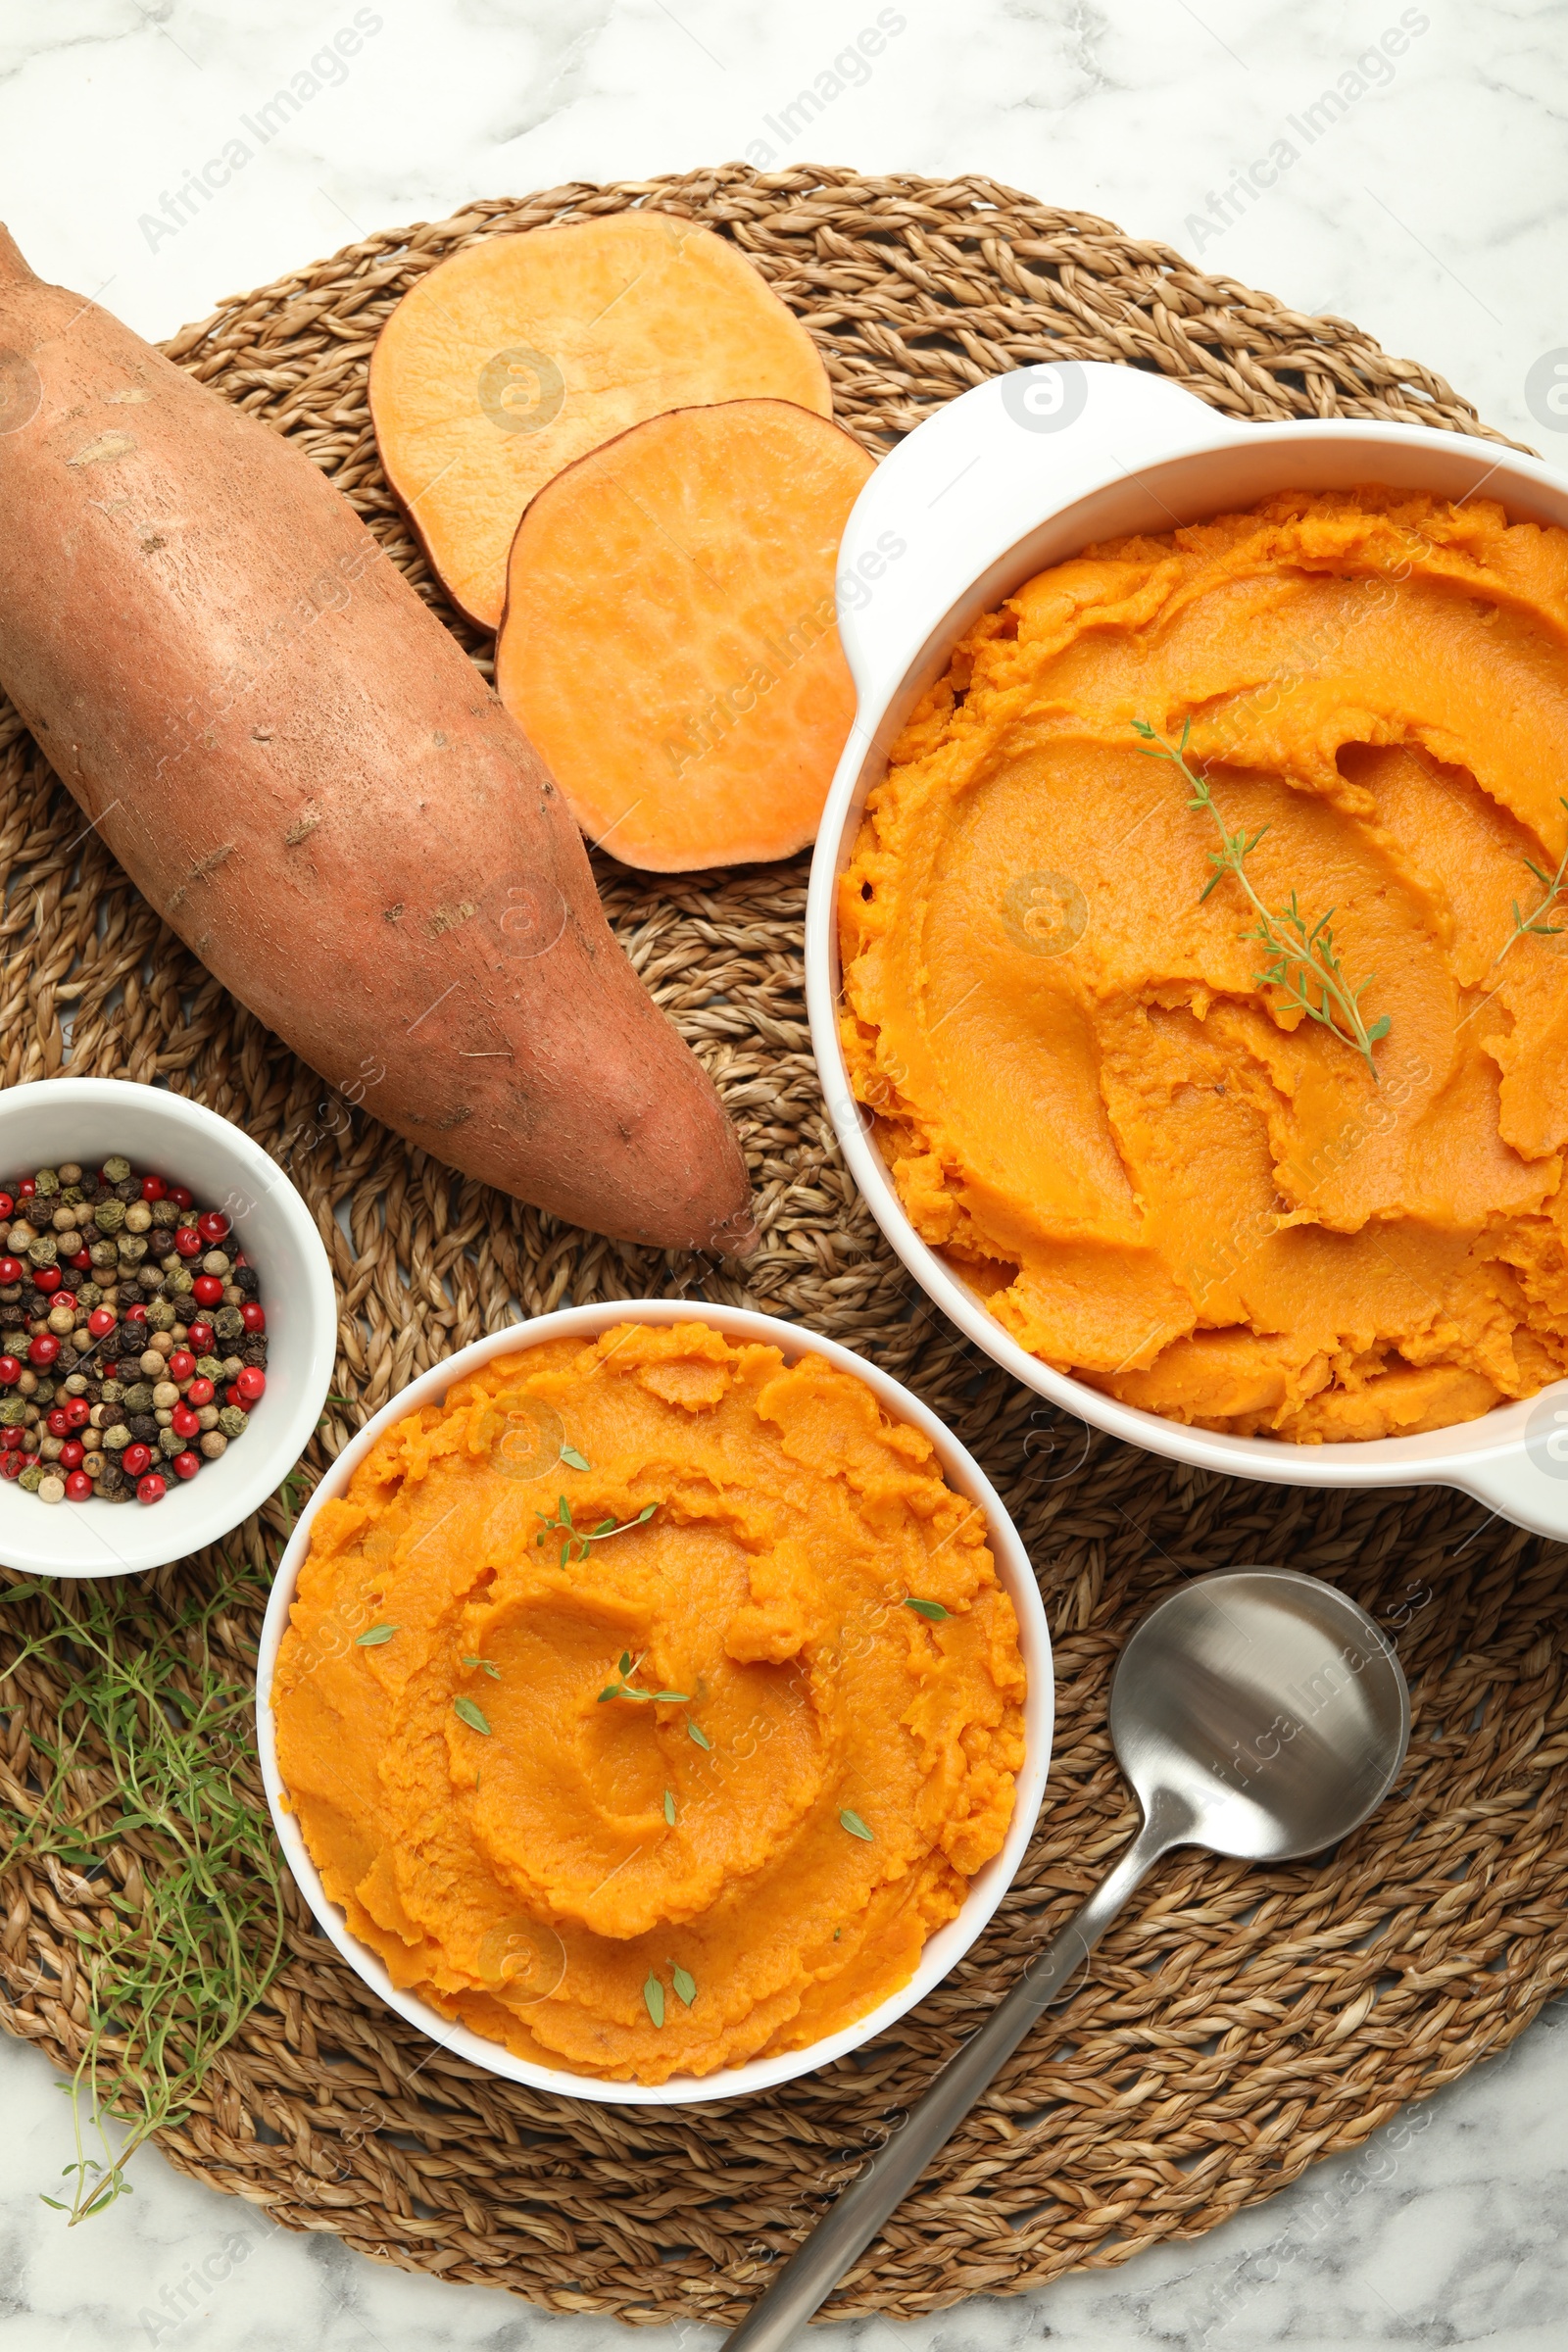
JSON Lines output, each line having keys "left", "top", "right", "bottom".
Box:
{"left": 1, "top": 165, "right": 1565, "bottom": 2328}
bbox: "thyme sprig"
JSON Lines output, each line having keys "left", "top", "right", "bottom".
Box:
{"left": 535, "top": 1495, "right": 657, "bottom": 1568}
{"left": 1492, "top": 797, "right": 1568, "bottom": 967}
{"left": 1134, "top": 718, "right": 1391, "bottom": 1079}
{"left": 597, "top": 1651, "right": 691, "bottom": 1706}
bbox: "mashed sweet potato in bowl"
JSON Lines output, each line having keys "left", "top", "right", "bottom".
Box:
{"left": 807, "top": 363, "right": 1568, "bottom": 1541}
{"left": 257, "top": 1300, "right": 1051, "bottom": 2104}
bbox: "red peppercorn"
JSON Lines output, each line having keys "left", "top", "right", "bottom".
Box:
{"left": 187, "top": 1322, "right": 214, "bottom": 1354}
{"left": 172, "top": 1451, "right": 200, "bottom": 1482}
{"left": 0, "top": 1257, "right": 21, "bottom": 1286}
{"left": 174, "top": 1226, "right": 204, "bottom": 1258}
{"left": 54, "top": 1292, "right": 75, "bottom": 1314}
{"left": 122, "top": 1303, "right": 147, "bottom": 1324}
{"left": 136, "top": 1473, "right": 168, "bottom": 1505}
{"left": 33, "top": 1266, "right": 60, "bottom": 1295}
{"left": 168, "top": 1348, "right": 194, "bottom": 1381}
{"left": 65, "top": 1470, "right": 93, "bottom": 1500}
{"left": 16, "top": 1179, "right": 34, "bottom": 1199}
{"left": 241, "top": 1301, "right": 267, "bottom": 1333}
{"left": 197, "top": 1210, "right": 231, "bottom": 1243}
{"left": 0, "top": 1194, "right": 12, "bottom": 1220}
{"left": 0, "top": 1356, "right": 19, "bottom": 1387}
{"left": 0, "top": 1453, "right": 23, "bottom": 1482}
{"left": 88, "top": 1307, "right": 117, "bottom": 1338}
{"left": 65, "top": 1396, "right": 91, "bottom": 1430}
{"left": 235, "top": 1367, "right": 266, "bottom": 1404}
{"left": 171, "top": 1403, "right": 201, "bottom": 1439}
{"left": 232, "top": 1252, "right": 247, "bottom": 1268}
{"left": 59, "top": 1440, "right": 85, "bottom": 1470}
{"left": 46, "top": 1407, "right": 71, "bottom": 1438}
{"left": 27, "top": 1335, "right": 58, "bottom": 1367}
{"left": 192, "top": 1274, "right": 222, "bottom": 1306}
{"left": 69, "top": 1248, "right": 92, "bottom": 1271}
{"left": 186, "top": 1377, "right": 215, "bottom": 1406}
{"left": 141, "top": 1175, "right": 167, "bottom": 1201}
{"left": 171, "top": 1186, "right": 193, "bottom": 1210}
{"left": 121, "top": 1443, "right": 152, "bottom": 1478}
{"left": 1, "top": 1429, "right": 24, "bottom": 1451}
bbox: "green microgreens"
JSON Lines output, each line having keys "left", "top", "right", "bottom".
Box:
{"left": 462, "top": 1655, "right": 500, "bottom": 1679}
{"left": 1493, "top": 797, "right": 1568, "bottom": 967}
{"left": 840, "top": 1809, "right": 874, "bottom": 1842}
{"left": 535, "top": 1496, "right": 657, "bottom": 1569}
{"left": 597, "top": 1651, "right": 692, "bottom": 1706}
{"left": 356, "top": 1624, "right": 399, "bottom": 1645}
{"left": 904, "top": 1597, "right": 950, "bottom": 1622}
{"left": 644, "top": 1972, "right": 665, "bottom": 2029}
{"left": 453, "top": 1696, "right": 492, "bottom": 1736}
{"left": 1134, "top": 718, "right": 1391, "bottom": 1079}
{"left": 0, "top": 1542, "right": 289, "bottom": 2225}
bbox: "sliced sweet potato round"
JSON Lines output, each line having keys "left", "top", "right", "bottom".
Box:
{"left": 494, "top": 399, "right": 876, "bottom": 874}
{"left": 369, "top": 213, "right": 833, "bottom": 630}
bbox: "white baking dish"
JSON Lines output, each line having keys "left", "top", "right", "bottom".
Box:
{"left": 808, "top": 361, "right": 1568, "bottom": 1541}
{"left": 256, "top": 1298, "right": 1053, "bottom": 2106}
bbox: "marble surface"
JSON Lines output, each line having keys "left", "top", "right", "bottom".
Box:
{"left": 2, "top": 2, "right": 1566, "bottom": 2346}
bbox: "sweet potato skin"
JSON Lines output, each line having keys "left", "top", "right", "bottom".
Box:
{"left": 0, "top": 228, "right": 753, "bottom": 1252}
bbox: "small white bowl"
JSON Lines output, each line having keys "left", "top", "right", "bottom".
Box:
{"left": 808, "top": 363, "right": 1568, "bottom": 1544}
{"left": 0, "top": 1077, "right": 336, "bottom": 1578}
{"left": 256, "top": 1298, "right": 1054, "bottom": 2107}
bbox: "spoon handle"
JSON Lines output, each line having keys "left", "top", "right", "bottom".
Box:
{"left": 721, "top": 1811, "right": 1179, "bottom": 2352}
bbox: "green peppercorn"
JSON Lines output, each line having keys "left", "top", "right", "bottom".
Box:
{"left": 0, "top": 1398, "right": 25, "bottom": 1428}
{"left": 26, "top": 1235, "right": 57, "bottom": 1267}
{"left": 76, "top": 1282, "right": 102, "bottom": 1308}
{"left": 195, "top": 1354, "right": 223, "bottom": 1381}
{"left": 121, "top": 1382, "right": 154, "bottom": 1413}
{"left": 214, "top": 1305, "right": 244, "bottom": 1342}
{"left": 99, "top": 1380, "right": 123, "bottom": 1407}
{"left": 102, "top": 1155, "right": 131, "bottom": 1184}
{"left": 158, "top": 1428, "right": 181, "bottom": 1458}
{"left": 18, "top": 1464, "right": 43, "bottom": 1492}
{"left": 168, "top": 1269, "right": 194, "bottom": 1298}
{"left": 117, "top": 1236, "right": 148, "bottom": 1267}
{"left": 218, "top": 1404, "right": 248, "bottom": 1439}
{"left": 60, "top": 1185, "right": 84, "bottom": 1207}
{"left": 147, "top": 1299, "right": 176, "bottom": 1332}
{"left": 95, "top": 1200, "right": 125, "bottom": 1235}
{"left": 32, "top": 1168, "right": 59, "bottom": 1198}
{"left": 102, "top": 1424, "right": 130, "bottom": 1451}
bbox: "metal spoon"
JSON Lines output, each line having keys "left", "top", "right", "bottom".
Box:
{"left": 723, "top": 1566, "right": 1410, "bottom": 2350}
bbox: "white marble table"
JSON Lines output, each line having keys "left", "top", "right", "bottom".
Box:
{"left": 2, "top": 3, "right": 1565, "bottom": 2345}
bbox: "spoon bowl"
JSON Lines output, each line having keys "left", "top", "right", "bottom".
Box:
{"left": 1112, "top": 1567, "right": 1411, "bottom": 1863}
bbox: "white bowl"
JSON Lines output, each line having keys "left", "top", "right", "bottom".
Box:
{"left": 0, "top": 1077, "right": 336, "bottom": 1577}
{"left": 808, "top": 363, "right": 1568, "bottom": 1543}
{"left": 256, "top": 1298, "right": 1054, "bottom": 2106}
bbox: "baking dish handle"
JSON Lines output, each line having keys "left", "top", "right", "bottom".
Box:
{"left": 1448, "top": 1427, "right": 1568, "bottom": 1543}
{"left": 833, "top": 360, "right": 1243, "bottom": 710}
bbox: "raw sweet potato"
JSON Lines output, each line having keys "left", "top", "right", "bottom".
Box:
{"left": 494, "top": 401, "right": 875, "bottom": 871}
{"left": 368, "top": 213, "right": 832, "bottom": 630}
{"left": 0, "top": 227, "right": 754, "bottom": 1253}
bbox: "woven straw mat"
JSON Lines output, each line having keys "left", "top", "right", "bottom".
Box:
{"left": 1, "top": 166, "right": 1564, "bottom": 2329}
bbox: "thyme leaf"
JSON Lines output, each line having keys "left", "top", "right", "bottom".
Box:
{"left": 1493, "top": 797, "right": 1568, "bottom": 967}
{"left": 453, "top": 1696, "right": 492, "bottom": 1736}
{"left": 840, "top": 1809, "right": 874, "bottom": 1841}
{"left": 462, "top": 1655, "right": 500, "bottom": 1678}
{"left": 687, "top": 1721, "right": 711, "bottom": 1751}
{"left": 644, "top": 1973, "right": 665, "bottom": 2029}
{"left": 534, "top": 1496, "right": 659, "bottom": 1565}
{"left": 1134, "top": 718, "right": 1390, "bottom": 1079}
{"left": 671, "top": 1963, "right": 697, "bottom": 2007}
{"left": 356, "top": 1624, "right": 399, "bottom": 1645}
{"left": 663, "top": 1788, "right": 676, "bottom": 1825}
{"left": 904, "top": 1598, "right": 949, "bottom": 1621}
{"left": 560, "top": 1446, "right": 591, "bottom": 1472}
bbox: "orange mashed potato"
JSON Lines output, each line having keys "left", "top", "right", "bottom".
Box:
{"left": 271, "top": 1322, "right": 1025, "bottom": 2083}
{"left": 840, "top": 488, "right": 1568, "bottom": 1443}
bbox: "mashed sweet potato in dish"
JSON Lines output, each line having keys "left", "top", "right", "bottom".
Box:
{"left": 271, "top": 1322, "right": 1025, "bottom": 2083}
{"left": 840, "top": 489, "right": 1568, "bottom": 1443}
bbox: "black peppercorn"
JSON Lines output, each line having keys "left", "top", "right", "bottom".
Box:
{"left": 233, "top": 1267, "right": 260, "bottom": 1296}
{"left": 127, "top": 1413, "right": 159, "bottom": 1444}
{"left": 113, "top": 1178, "right": 141, "bottom": 1204}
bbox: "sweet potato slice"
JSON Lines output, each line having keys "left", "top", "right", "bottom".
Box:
{"left": 368, "top": 213, "right": 832, "bottom": 630}
{"left": 494, "top": 400, "right": 875, "bottom": 873}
